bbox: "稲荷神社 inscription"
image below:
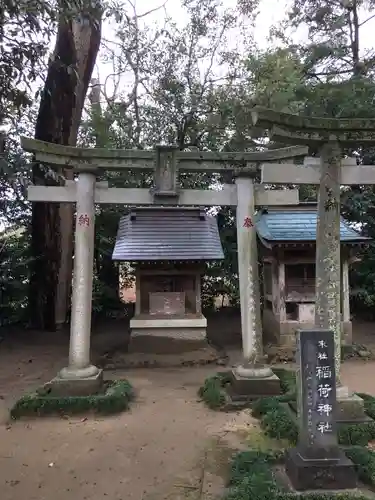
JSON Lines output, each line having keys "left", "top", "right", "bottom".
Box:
{"left": 285, "top": 329, "right": 356, "bottom": 491}
{"left": 298, "top": 331, "right": 337, "bottom": 456}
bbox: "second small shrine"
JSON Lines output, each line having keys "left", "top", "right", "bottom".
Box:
{"left": 256, "top": 203, "right": 369, "bottom": 349}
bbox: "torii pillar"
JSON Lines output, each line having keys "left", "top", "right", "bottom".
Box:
{"left": 252, "top": 106, "right": 375, "bottom": 423}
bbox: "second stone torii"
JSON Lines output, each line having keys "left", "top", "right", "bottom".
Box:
{"left": 252, "top": 106, "right": 375, "bottom": 423}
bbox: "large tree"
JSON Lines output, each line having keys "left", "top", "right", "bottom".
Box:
{"left": 29, "top": 0, "right": 102, "bottom": 330}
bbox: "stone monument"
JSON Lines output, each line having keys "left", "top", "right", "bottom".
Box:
{"left": 286, "top": 329, "right": 356, "bottom": 491}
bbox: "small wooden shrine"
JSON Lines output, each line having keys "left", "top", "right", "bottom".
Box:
{"left": 256, "top": 203, "right": 369, "bottom": 349}
{"left": 112, "top": 206, "right": 224, "bottom": 346}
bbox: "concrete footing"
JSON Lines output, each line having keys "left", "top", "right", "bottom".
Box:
{"left": 224, "top": 366, "right": 281, "bottom": 406}
{"left": 38, "top": 368, "right": 104, "bottom": 397}
{"left": 337, "top": 391, "right": 371, "bottom": 425}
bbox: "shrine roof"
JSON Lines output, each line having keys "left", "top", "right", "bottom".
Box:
{"left": 112, "top": 207, "right": 224, "bottom": 261}
{"left": 255, "top": 205, "right": 369, "bottom": 244}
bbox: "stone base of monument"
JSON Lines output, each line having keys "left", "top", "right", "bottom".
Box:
{"left": 224, "top": 365, "right": 281, "bottom": 406}
{"left": 38, "top": 367, "right": 104, "bottom": 397}
{"left": 285, "top": 448, "right": 357, "bottom": 491}
{"left": 337, "top": 389, "right": 372, "bottom": 425}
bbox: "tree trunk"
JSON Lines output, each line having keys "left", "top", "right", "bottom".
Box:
{"left": 314, "top": 141, "right": 342, "bottom": 381}
{"left": 29, "top": 2, "right": 102, "bottom": 331}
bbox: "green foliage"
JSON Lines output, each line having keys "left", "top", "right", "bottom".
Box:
{"left": 226, "top": 369, "right": 375, "bottom": 499}
{"left": 272, "top": 368, "right": 297, "bottom": 398}
{"left": 0, "top": 226, "right": 31, "bottom": 326}
{"left": 10, "top": 379, "right": 134, "bottom": 418}
{"left": 226, "top": 448, "right": 375, "bottom": 500}
{"left": 252, "top": 397, "right": 298, "bottom": 444}
{"left": 251, "top": 369, "right": 375, "bottom": 447}
{"left": 198, "top": 372, "right": 231, "bottom": 409}
{"left": 4, "top": 0, "right": 375, "bottom": 326}
{"left": 226, "top": 450, "right": 281, "bottom": 500}
{"left": 345, "top": 446, "right": 375, "bottom": 486}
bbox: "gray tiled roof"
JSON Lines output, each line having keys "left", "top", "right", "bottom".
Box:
{"left": 112, "top": 207, "right": 224, "bottom": 261}
{"left": 255, "top": 209, "right": 369, "bottom": 243}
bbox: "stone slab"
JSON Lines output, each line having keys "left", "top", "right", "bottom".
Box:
{"left": 296, "top": 329, "right": 338, "bottom": 452}
{"left": 225, "top": 370, "right": 281, "bottom": 403}
{"left": 337, "top": 393, "right": 371, "bottom": 424}
{"left": 285, "top": 447, "right": 357, "bottom": 491}
{"left": 101, "top": 347, "right": 222, "bottom": 369}
{"left": 128, "top": 334, "right": 209, "bottom": 354}
{"left": 37, "top": 369, "right": 104, "bottom": 397}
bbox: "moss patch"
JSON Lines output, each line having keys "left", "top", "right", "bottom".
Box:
{"left": 198, "top": 372, "right": 232, "bottom": 410}
{"left": 10, "top": 379, "right": 134, "bottom": 419}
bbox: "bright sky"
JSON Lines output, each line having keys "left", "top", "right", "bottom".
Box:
{"left": 94, "top": 0, "right": 375, "bottom": 100}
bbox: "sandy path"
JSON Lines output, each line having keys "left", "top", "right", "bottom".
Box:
{"left": 1, "top": 338, "right": 375, "bottom": 500}
{"left": 0, "top": 364, "right": 238, "bottom": 500}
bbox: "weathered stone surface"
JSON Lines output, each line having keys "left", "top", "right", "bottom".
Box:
{"left": 149, "top": 292, "right": 185, "bottom": 316}
{"left": 225, "top": 369, "right": 281, "bottom": 403}
{"left": 315, "top": 142, "right": 342, "bottom": 380}
{"left": 285, "top": 448, "right": 357, "bottom": 491}
{"left": 38, "top": 370, "right": 104, "bottom": 397}
{"left": 287, "top": 329, "right": 357, "bottom": 491}
{"left": 251, "top": 106, "right": 375, "bottom": 133}
{"left": 336, "top": 393, "right": 371, "bottom": 424}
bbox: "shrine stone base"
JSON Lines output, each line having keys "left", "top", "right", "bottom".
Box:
{"left": 224, "top": 369, "right": 281, "bottom": 405}
{"left": 38, "top": 369, "right": 104, "bottom": 398}
{"left": 285, "top": 448, "right": 357, "bottom": 491}
{"left": 337, "top": 393, "right": 372, "bottom": 425}
{"left": 128, "top": 317, "right": 207, "bottom": 354}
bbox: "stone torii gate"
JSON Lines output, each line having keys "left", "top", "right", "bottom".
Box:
{"left": 251, "top": 107, "right": 375, "bottom": 421}
{"left": 22, "top": 137, "right": 307, "bottom": 395}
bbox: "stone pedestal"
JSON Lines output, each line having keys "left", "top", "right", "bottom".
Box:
{"left": 40, "top": 368, "right": 104, "bottom": 397}
{"left": 225, "top": 365, "right": 281, "bottom": 404}
{"left": 285, "top": 448, "right": 357, "bottom": 491}
{"left": 337, "top": 386, "right": 371, "bottom": 424}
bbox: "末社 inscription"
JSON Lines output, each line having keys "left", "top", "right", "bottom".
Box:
{"left": 297, "top": 330, "right": 337, "bottom": 459}
{"left": 285, "top": 329, "right": 357, "bottom": 491}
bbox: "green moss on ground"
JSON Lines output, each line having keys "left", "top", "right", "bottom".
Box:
{"left": 198, "top": 372, "right": 232, "bottom": 410}
{"left": 10, "top": 379, "right": 134, "bottom": 419}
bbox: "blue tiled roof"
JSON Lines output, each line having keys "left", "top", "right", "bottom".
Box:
{"left": 255, "top": 210, "right": 369, "bottom": 242}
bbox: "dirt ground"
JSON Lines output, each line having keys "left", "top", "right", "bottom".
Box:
{"left": 0, "top": 335, "right": 249, "bottom": 500}
{"left": 1, "top": 321, "right": 375, "bottom": 500}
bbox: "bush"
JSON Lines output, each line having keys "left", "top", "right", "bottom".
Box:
{"left": 198, "top": 372, "right": 232, "bottom": 409}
